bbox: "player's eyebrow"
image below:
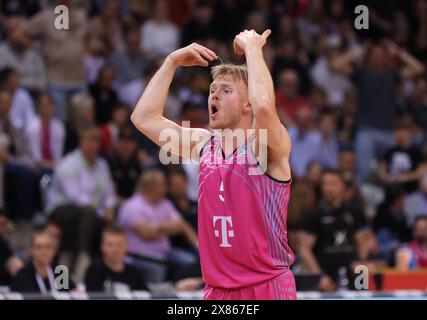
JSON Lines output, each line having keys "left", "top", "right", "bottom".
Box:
{"left": 210, "top": 83, "right": 232, "bottom": 90}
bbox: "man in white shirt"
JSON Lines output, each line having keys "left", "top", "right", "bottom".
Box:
{"left": 140, "top": 0, "right": 180, "bottom": 59}
{"left": 25, "top": 93, "right": 65, "bottom": 170}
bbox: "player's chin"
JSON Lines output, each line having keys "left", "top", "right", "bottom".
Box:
{"left": 209, "top": 119, "right": 222, "bottom": 130}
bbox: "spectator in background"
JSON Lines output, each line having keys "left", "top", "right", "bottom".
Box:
{"left": 0, "top": 88, "right": 36, "bottom": 220}
{"left": 108, "top": 28, "right": 146, "bottom": 106}
{"left": 275, "top": 68, "right": 308, "bottom": 125}
{"left": 406, "top": 216, "right": 427, "bottom": 268}
{"left": 337, "top": 147, "right": 364, "bottom": 209}
{"left": 404, "top": 173, "right": 427, "bottom": 228}
{"left": 406, "top": 76, "right": 427, "bottom": 130}
{"left": 179, "top": 71, "right": 209, "bottom": 106}
{"left": 299, "top": 170, "right": 383, "bottom": 291}
{"left": 0, "top": 210, "right": 24, "bottom": 286}
{"left": 11, "top": 230, "right": 76, "bottom": 293}
{"left": 84, "top": 226, "right": 147, "bottom": 292}
{"left": 64, "top": 93, "right": 96, "bottom": 155}
{"left": 140, "top": 0, "right": 180, "bottom": 59}
{"left": 288, "top": 106, "right": 321, "bottom": 179}
{"left": 88, "top": 0, "right": 125, "bottom": 56}
{"left": 332, "top": 41, "right": 425, "bottom": 182}
{"left": 23, "top": 0, "right": 88, "bottom": 121}
{"left": 181, "top": 1, "right": 215, "bottom": 46}
{"left": 107, "top": 127, "right": 141, "bottom": 204}
{"left": 309, "top": 41, "right": 352, "bottom": 107}
{"left": 83, "top": 34, "right": 106, "bottom": 85}
{"left": 374, "top": 187, "right": 411, "bottom": 264}
{"left": 378, "top": 117, "right": 427, "bottom": 194}
{"left": 316, "top": 110, "right": 339, "bottom": 170}
{"left": 167, "top": 167, "right": 198, "bottom": 252}
{"left": 98, "top": 103, "right": 130, "bottom": 156}
{"left": 178, "top": 102, "right": 209, "bottom": 203}
{"left": 46, "top": 128, "right": 116, "bottom": 283}
{"left": 0, "top": 16, "right": 46, "bottom": 95}
{"left": 25, "top": 93, "right": 65, "bottom": 171}
{"left": 118, "top": 168, "right": 198, "bottom": 283}
{"left": 89, "top": 66, "right": 118, "bottom": 126}
{"left": 272, "top": 39, "right": 310, "bottom": 95}
{"left": 0, "top": 67, "right": 35, "bottom": 132}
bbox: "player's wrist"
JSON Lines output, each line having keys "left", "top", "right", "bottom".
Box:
{"left": 164, "top": 55, "right": 180, "bottom": 69}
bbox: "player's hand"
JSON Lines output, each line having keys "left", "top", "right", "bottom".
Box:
{"left": 233, "top": 29, "right": 271, "bottom": 55}
{"left": 167, "top": 43, "right": 217, "bottom": 68}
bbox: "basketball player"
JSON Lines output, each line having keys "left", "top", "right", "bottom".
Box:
{"left": 131, "top": 29, "right": 296, "bottom": 300}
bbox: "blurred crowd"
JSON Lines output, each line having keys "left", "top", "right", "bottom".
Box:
{"left": 0, "top": 0, "right": 427, "bottom": 294}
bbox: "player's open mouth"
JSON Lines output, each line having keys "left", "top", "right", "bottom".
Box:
{"left": 211, "top": 105, "right": 218, "bottom": 115}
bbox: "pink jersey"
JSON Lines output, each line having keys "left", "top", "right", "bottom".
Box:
{"left": 198, "top": 133, "right": 295, "bottom": 290}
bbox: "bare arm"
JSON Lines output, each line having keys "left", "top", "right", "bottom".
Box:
{"left": 130, "top": 43, "right": 216, "bottom": 161}
{"left": 330, "top": 46, "right": 365, "bottom": 76}
{"left": 298, "top": 232, "right": 321, "bottom": 272}
{"left": 180, "top": 221, "right": 199, "bottom": 248}
{"left": 234, "top": 29, "right": 291, "bottom": 180}
{"left": 133, "top": 218, "right": 185, "bottom": 241}
{"left": 386, "top": 41, "right": 425, "bottom": 79}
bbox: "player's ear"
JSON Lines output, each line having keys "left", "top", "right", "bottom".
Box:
{"left": 242, "top": 102, "right": 252, "bottom": 112}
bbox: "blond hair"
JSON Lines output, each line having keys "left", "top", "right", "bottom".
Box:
{"left": 211, "top": 64, "right": 248, "bottom": 87}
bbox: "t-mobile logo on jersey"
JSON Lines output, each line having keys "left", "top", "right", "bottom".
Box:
{"left": 213, "top": 216, "right": 234, "bottom": 247}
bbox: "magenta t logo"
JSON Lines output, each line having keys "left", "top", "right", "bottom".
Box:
{"left": 213, "top": 216, "right": 234, "bottom": 247}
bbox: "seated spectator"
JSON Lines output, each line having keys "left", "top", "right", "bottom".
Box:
{"left": 378, "top": 117, "right": 427, "bottom": 193}
{"left": 309, "top": 42, "right": 352, "bottom": 107}
{"left": 118, "top": 168, "right": 198, "bottom": 284}
{"left": 287, "top": 179, "right": 317, "bottom": 253}
{"left": 11, "top": 230, "right": 75, "bottom": 293}
{"left": 0, "top": 16, "right": 46, "bottom": 94}
{"left": 288, "top": 106, "right": 321, "bottom": 179}
{"left": 24, "top": 93, "right": 65, "bottom": 171}
{"left": 317, "top": 110, "right": 339, "bottom": 170}
{"left": 99, "top": 103, "right": 130, "bottom": 157}
{"left": 373, "top": 187, "right": 411, "bottom": 264}
{"left": 89, "top": 66, "right": 118, "bottom": 126}
{"left": 107, "top": 127, "right": 141, "bottom": 204}
{"left": 46, "top": 128, "right": 116, "bottom": 283}
{"left": 0, "top": 88, "right": 36, "bottom": 220}
{"left": 337, "top": 147, "right": 364, "bottom": 209}
{"left": 87, "top": 0, "right": 125, "bottom": 56}
{"left": 406, "top": 216, "right": 427, "bottom": 268}
{"left": 404, "top": 173, "right": 427, "bottom": 227}
{"left": 0, "top": 67, "right": 35, "bottom": 132}
{"left": 299, "top": 170, "right": 384, "bottom": 291}
{"left": 84, "top": 226, "right": 147, "bottom": 293}
{"left": 406, "top": 76, "right": 427, "bottom": 130}
{"left": 275, "top": 68, "right": 308, "bottom": 125}
{"left": 167, "top": 167, "right": 198, "bottom": 250}
{"left": 0, "top": 210, "right": 24, "bottom": 286}
{"left": 139, "top": 0, "right": 180, "bottom": 59}
{"left": 108, "top": 28, "right": 146, "bottom": 106}
{"left": 64, "top": 93, "right": 97, "bottom": 155}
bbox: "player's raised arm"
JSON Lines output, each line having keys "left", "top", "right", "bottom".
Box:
{"left": 130, "top": 43, "right": 216, "bottom": 160}
{"left": 234, "top": 29, "right": 292, "bottom": 179}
